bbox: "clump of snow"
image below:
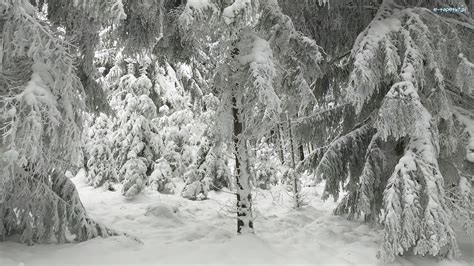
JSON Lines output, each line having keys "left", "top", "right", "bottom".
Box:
{"left": 179, "top": 0, "right": 216, "bottom": 30}
{"left": 239, "top": 36, "right": 272, "bottom": 65}
{"left": 3, "top": 149, "right": 19, "bottom": 162}
{"left": 223, "top": 0, "right": 252, "bottom": 25}
{"left": 158, "top": 105, "right": 169, "bottom": 114}
{"left": 22, "top": 62, "right": 57, "bottom": 107}
{"left": 186, "top": 0, "right": 211, "bottom": 10}
{"left": 176, "top": 62, "right": 193, "bottom": 80}
{"left": 145, "top": 202, "right": 180, "bottom": 218}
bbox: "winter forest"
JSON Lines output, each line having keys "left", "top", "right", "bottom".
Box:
{"left": 0, "top": 0, "right": 473, "bottom": 265}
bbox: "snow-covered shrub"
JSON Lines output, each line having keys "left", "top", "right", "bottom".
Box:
{"left": 156, "top": 108, "right": 203, "bottom": 178}
{"left": 185, "top": 132, "right": 233, "bottom": 193}
{"left": 85, "top": 113, "right": 117, "bottom": 188}
{"left": 253, "top": 138, "right": 282, "bottom": 190}
{"left": 204, "top": 150, "right": 233, "bottom": 191}
{"left": 181, "top": 166, "right": 209, "bottom": 201}
{"left": 150, "top": 158, "right": 176, "bottom": 194}
{"left": 120, "top": 158, "right": 148, "bottom": 198}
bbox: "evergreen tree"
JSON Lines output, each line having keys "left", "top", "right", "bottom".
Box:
{"left": 0, "top": 0, "right": 124, "bottom": 244}
{"left": 110, "top": 60, "right": 162, "bottom": 198}
{"left": 149, "top": 157, "right": 176, "bottom": 194}
{"left": 85, "top": 113, "right": 117, "bottom": 188}
{"left": 178, "top": 0, "right": 326, "bottom": 233}
{"left": 253, "top": 138, "right": 281, "bottom": 189}
{"left": 296, "top": 0, "right": 473, "bottom": 261}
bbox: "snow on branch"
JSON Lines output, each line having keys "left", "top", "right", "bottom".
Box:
{"left": 453, "top": 107, "right": 474, "bottom": 163}
{"left": 376, "top": 81, "right": 431, "bottom": 140}
{"left": 179, "top": 0, "right": 218, "bottom": 31}
{"left": 315, "top": 124, "right": 376, "bottom": 201}
{"left": 238, "top": 33, "right": 281, "bottom": 133}
{"left": 357, "top": 133, "right": 387, "bottom": 222}
{"left": 293, "top": 104, "right": 350, "bottom": 144}
{"left": 296, "top": 146, "right": 328, "bottom": 182}
{"left": 346, "top": 0, "right": 459, "bottom": 114}
{"left": 257, "top": 1, "right": 325, "bottom": 112}
{"left": 73, "top": 0, "right": 126, "bottom": 23}
{"left": 455, "top": 53, "right": 474, "bottom": 96}
{"left": 223, "top": 0, "right": 259, "bottom": 25}
{"left": 379, "top": 109, "right": 459, "bottom": 262}
{"left": 346, "top": 1, "right": 402, "bottom": 112}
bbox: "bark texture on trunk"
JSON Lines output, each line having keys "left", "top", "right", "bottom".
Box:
{"left": 298, "top": 143, "right": 305, "bottom": 161}
{"left": 287, "top": 114, "right": 300, "bottom": 209}
{"left": 277, "top": 124, "right": 285, "bottom": 164}
{"left": 232, "top": 93, "right": 254, "bottom": 234}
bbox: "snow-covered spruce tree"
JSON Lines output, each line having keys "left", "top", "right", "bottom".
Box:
{"left": 84, "top": 113, "right": 117, "bottom": 188}
{"left": 252, "top": 138, "right": 281, "bottom": 189}
{"left": 156, "top": 107, "right": 200, "bottom": 179}
{"left": 149, "top": 157, "right": 176, "bottom": 194}
{"left": 153, "top": 61, "right": 187, "bottom": 110}
{"left": 299, "top": 0, "right": 473, "bottom": 262}
{"left": 110, "top": 60, "right": 162, "bottom": 198}
{"left": 0, "top": 0, "right": 124, "bottom": 244}
{"left": 200, "top": 95, "right": 234, "bottom": 192}
{"left": 178, "top": 0, "right": 326, "bottom": 233}
{"left": 151, "top": 60, "right": 211, "bottom": 196}
{"left": 182, "top": 127, "right": 233, "bottom": 200}
{"left": 181, "top": 93, "right": 233, "bottom": 199}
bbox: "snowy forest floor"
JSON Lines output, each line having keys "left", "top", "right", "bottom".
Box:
{"left": 1, "top": 170, "right": 473, "bottom": 266}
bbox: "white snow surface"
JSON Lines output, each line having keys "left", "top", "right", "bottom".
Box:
{"left": 0, "top": 170, "right": 472, "bottom": 265}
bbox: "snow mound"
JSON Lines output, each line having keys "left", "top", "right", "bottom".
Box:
{"left": 145, "top": 202, "right": 181, "bottom": 219}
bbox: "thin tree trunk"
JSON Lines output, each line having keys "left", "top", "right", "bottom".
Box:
{"left": 287, "top": 114, "right": 300, "bottom": 209}
{"left": 277, "top": 123, "right": 285, "bottom": 164}
{"left": 232, "top": 92, "right": 254, "bottom": 234}
{"left": 288, "top": 116, "right": 296, "bottom": 169}
{"left": 298, "top": 143, "right": 305, "bottom": 162}
{"left": 295, "top": 113, "right": 304, "bottom": 162}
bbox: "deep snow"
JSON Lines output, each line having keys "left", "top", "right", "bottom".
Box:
{"left": 0, "top": 170, "right": 472, "bottom": 265}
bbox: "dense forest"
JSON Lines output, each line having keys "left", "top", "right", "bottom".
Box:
{"left": 0, "top": 0, "right": 473, "bottom": 264}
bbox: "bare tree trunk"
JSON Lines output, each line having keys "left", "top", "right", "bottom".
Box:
{"left": 277, "top": 123, "right": 285, "bottom": 164}
{"left": 295, "top": 113, "right": 305, "bottom": 162}
{"left": 287, "top": 114, "right": 300, "bottom": 209}
{"left": 232, "top": 92, "right": 254, "bottom": 234}
{"left": 298, "top": 143, "right": 305, "bottom": 162}
{"left": 288, "top": 116, "right": 296, "bottom": 169}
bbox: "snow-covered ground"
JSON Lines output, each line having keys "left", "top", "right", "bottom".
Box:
{"left": 1, "top": 170, "right": 472, "bottom": 265}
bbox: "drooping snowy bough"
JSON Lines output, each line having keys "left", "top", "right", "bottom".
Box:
{"left": 301, "top": 0, "right": 473, "bottom": 262}
{"left": 0, "top": 0, "right": 125, "bottom": 244}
